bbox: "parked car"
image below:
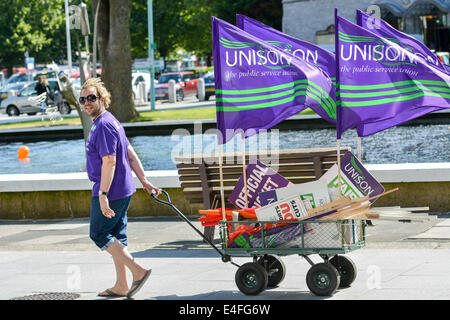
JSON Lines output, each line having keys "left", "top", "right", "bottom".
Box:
{"left": 0, "top": 82, "right": 27, "bottom": 103}
{"left": 0, "top": 79, "right": 72, "bottom": 116}
{"left": 154, "top": 71, "right": 198, "bottom": 101}
{"left": 1, "top": 69, "right": 58, "bottom": 90}
{"left": 202, "top": 70, "right": 215, "bottom": 100}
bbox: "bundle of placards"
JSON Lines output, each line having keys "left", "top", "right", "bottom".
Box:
{"left": 198, "top": 151, "right": 387, "bottom": 226}
{"left": 225, "top": 188, "right": 397, "bottom": 249}
{"left": 197, "top": 151, "right": 406, "bottom": 249}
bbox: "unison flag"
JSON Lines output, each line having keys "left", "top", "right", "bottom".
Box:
{"left": 355, "top": 10, "right": 449, "bottom": 137}
{"left": 236, "top": 14, "right": 337, "bottom": 122}
{"left": 335, "top": 14, "right": 450, "bottom": 139}
{"left": 357, "top": 10, "right": 449, "bottom": 75}
{"left": 212, "top": 17, "right": 334, "bottom": 144}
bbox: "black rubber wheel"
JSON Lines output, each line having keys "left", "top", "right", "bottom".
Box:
{"left": 306, "top": 263, "right": 340, "bottom": 296}
{"left": 176, "top": 89, "right": 184, "bottom": 102}
{"left": 258, "top": 255, "right": 286, "bottom": 288}
{"left": 330, "top": 255, "right": 357, "bottom": 288}
{"left": 58, "top": 102, "right": 71, "bottom": 115}
{"left": 235, "top": 262, "right": 268, "bottom": 295}
{"left": 7, "top": 105, "right": 19, "bottom": 116}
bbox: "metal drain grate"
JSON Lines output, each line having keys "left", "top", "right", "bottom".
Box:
{"left": 10, "top": 292, "right": 80, "bottom": 300}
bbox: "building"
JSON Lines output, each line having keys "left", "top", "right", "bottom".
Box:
{"left": 282, "top": 0, "right": 450, "bottom": 52}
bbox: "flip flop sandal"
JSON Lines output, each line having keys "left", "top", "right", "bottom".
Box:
{"left": 126, "top": 269, "right": 152, "bottom": 299}
{"left": 97, "top": 288, "right": 126, "bottom": 298}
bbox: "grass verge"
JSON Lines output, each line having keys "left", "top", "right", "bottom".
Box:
{"left": 0, "top": 107, "right": 316, "bottom": 130}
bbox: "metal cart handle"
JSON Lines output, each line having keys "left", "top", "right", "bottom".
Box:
{"left": 150, "top": 189, "right": 235, "bottom": 265}
{"left": 151, "top": 189, "right": 172, "bottom": 206}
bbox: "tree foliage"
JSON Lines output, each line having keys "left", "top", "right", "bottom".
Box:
{"left": 0, "top": 0, "right": 66, "bottom": 72}
{"left": 0, "top": 0, "right": 282, "bottom": 71}
{"left": 129, "top": 0, "right": 282, "bottom": 64}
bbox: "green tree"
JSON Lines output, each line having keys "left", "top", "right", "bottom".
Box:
{"left": 0, "top": 0, "right": 67, "bottom": 73}
{"left": 93, "top": 0, "right": 137, "bottom": 122}
{"left": 130, "top": 0, "right": 186, "bottom": 62}
{"left": 177, "top": 0, "right": 214, "bottom": 63}
{"left": 128, "top": 0, "right": 282, "bottom": 66}
{"left": 211, "top": 0, "right": 282, "bottom": 30}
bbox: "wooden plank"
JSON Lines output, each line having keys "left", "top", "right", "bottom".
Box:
{"left": 372, "top": 206, "right": 429, "bottom": 212}
{"left": 319, "top": 204, "right": 370, "bottom": 220}
{"left": 373, "top": 213, "right": 437, "bottom": 222}
{"left": 306, "top": 197, "right": 352, "bottom": 217}
{"left": 177, "top": 158, "right": 338, "bottom": 169}
{"left": 312, "top": 156, "right": 323, "bottom": 179}
{"left": 198, "top": 162, "right": 212, "bottom": 210}
{"left": 175, "top": 147, "right": 351, "bottom": 162}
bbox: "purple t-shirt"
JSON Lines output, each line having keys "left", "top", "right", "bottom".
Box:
{"left": 86, "top": 111, "right": 136, "bottom": 200}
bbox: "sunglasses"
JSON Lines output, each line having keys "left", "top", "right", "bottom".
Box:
{"left": 79, "top": 94, "right": 100, "bottom": 105}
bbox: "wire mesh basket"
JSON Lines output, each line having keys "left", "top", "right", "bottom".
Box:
{"left": 219, "top": 219, "right": 366, "bottom": 256}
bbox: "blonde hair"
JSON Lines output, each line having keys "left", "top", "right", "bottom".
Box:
{"left": 39, "top": 75, "right": 49, "bottom": 86}
{"left": 81, "top": 78, "right": 111, "bottom": 108}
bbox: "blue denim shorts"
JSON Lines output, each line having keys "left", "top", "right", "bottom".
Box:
{"left": 89, "top": 196, "right": 132, "bottom": 250}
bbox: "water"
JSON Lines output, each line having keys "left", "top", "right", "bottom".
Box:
{"left": 1, "top": 124, "right": 449, "bottom": 175}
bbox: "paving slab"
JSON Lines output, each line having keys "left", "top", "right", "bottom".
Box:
{"left": 1, "top": 216, "right": 450, "bottom": 300}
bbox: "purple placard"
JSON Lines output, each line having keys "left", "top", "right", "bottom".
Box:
{"left": 340, "top": 151, "right": 385, "bottom": 202}
{"left": 228, "top": 160, "right": 292, "bottom": 208}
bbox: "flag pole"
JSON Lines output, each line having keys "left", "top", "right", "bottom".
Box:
{"left": 241, "top": 134, "right": 249, "bottom": 208}
{"left": 337, "top": 139, "right": 342, "bottom": 199}
{"left": 335, "top": 8, "right": 342, "bottom": 199}
{"left": 358, "top": 137, "right": 362, "bottom": 161}
{"left": 218, "top": 143, "right": 226, "bottom": 222}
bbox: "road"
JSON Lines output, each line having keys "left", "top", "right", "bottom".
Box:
{"left": 0, "top": 96, "right": 216, "bottom": 124}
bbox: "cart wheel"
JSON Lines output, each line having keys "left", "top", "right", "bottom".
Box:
{"left": 235, "top": 262, "right": 268, "bottom": 295}
{"left": 330, "top": 255, "right": 357, "bottom": 288}
{"left": 306, "top": 263, "right": 340, "bottom": 296}
{"left": 258, "top": 255, "right": 286, "bottom": 288}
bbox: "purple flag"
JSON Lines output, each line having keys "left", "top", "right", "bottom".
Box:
{"left": 335, "top": 13, "right": 450, "bottom": 139}
{"left": 354, "top": 10, "right": 449, "bottom": 137}
{"left": 236, "top": 14, "right": 337, "bottom": 122}
{"left": 212, "top": 17, "right": 334, "bottom": 144}
{"left": 357, "top": 10, "right": 449, "bottom": 75}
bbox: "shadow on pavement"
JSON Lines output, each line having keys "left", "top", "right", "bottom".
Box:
{"left": 132, "top": 247, "right": 222, "bottom": 259}
{"left": 148, "top": 289, "right": 326, "bottom": 300}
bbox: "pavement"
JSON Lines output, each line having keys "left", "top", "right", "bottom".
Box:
{"left": 1, "top": 212, "right": 450, "bottom": 301}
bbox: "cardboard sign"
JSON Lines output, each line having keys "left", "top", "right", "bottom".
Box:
{"left": 254, "top": 195, "right": 308, "bottom": 221}
{"left": 259, "top": 179, "right": 330, "bottom": 208}
{"left": 320, "top": 151, "right": 385, "bottom": 203}
{"left": 228, "top": 160, "right": 292, "bottom": 209}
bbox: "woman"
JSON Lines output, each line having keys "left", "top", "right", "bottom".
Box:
{"left": 34, "top": 75, "right": 52, "bottom": 115}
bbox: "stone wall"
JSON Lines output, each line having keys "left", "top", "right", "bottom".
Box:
{"left": 0, "top": 188, "right": 202, "bottom": 220}
{"left": 0, "top": 182, "right": 448, "bottom": 220}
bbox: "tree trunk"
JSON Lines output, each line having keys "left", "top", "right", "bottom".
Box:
{"left": 60, "top": 73, "right": 92, "bottom": 143}
{"left": 94, "top": 0, "right": 138, "bottom": 122}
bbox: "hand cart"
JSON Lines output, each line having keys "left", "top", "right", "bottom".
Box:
{"left": 152, "top": 189, "right": 366, "bottom": 297}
